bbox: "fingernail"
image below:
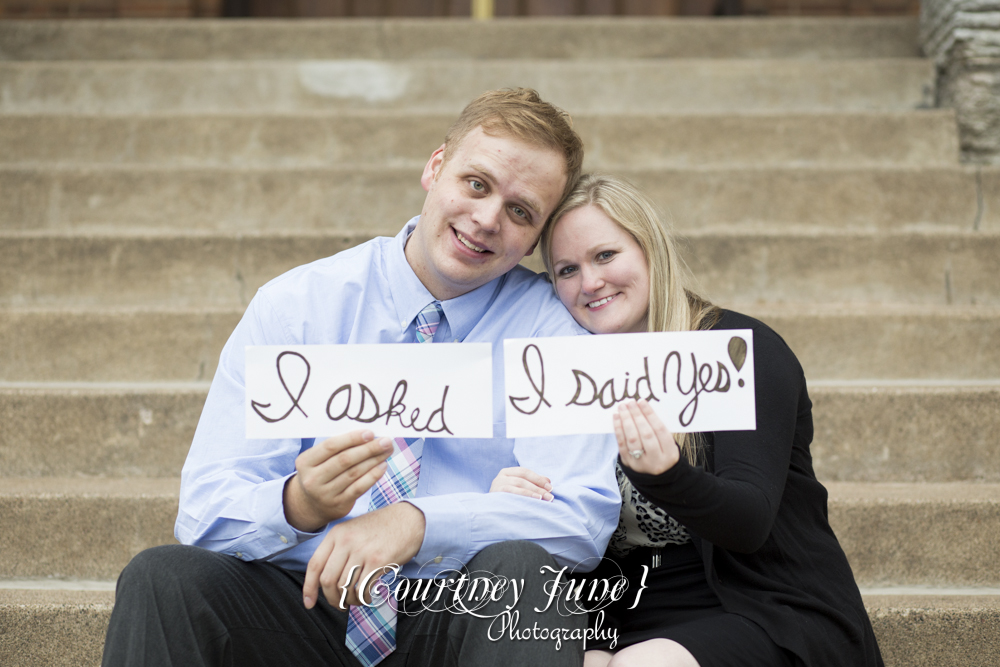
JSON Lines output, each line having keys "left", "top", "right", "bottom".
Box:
{"left": 362, "top": 431, "right": 374, "bottom": 441}
{"left": 544, "top": 482, "right": 553, "bottom": 491}
{"left": 303, "top": 595, "right": 314, "bottom": 608}
{"left": 379, "top": 437, "right": 393, "bottom": 450}
{"left": 544, "top": 493, "right": 554, "bottom": 502}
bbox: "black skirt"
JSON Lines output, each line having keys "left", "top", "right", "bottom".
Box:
{"left": 586, "top": 543, "right": 795, "bottom": 667}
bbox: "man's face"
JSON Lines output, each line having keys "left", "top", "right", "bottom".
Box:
{"left": 405, "top": 127, "right": 568, "bottom": 301}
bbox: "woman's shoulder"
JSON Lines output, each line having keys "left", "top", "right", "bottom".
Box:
{"left": 710, "top": 309, "right": 802, "bottom": 370}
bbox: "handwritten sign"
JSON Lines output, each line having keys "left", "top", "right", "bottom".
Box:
{"left": 245, "top": 344, "right": 493, "bottom": 439}
{"left": 503, "top": 330, "right": 755, "bottom": 437}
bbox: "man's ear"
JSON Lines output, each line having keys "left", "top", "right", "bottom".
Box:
{"left": 420, "top": 144, "right": 447, "bottom": 192}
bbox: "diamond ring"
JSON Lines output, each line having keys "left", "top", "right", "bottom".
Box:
{"left": 630, "top": 450, "right": 643, "bottom": 459}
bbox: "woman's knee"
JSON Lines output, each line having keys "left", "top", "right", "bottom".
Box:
{"left": 608, "top": 639, "right": 700, "bottom": 667}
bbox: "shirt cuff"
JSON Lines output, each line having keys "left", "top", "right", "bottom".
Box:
{"left": 399, "top": 496, "right": 472, "bottom": 578}
{"left": 251, "top": 473, "right": 325, "bottom": 560}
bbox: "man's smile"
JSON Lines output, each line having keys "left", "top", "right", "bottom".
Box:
{"left": 455, "top": 229, "right": 489, "bottom": 254}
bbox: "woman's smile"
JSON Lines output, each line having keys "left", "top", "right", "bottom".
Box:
{"left": 586, "top": 293, "right": 618, "bottom": 309}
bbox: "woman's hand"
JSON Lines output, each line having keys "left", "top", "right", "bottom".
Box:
{"left": 614, "top": 399, "right": 681, "bottom": 475}
{"left": 489, "top": 467, "right": 554, "bottom": 501}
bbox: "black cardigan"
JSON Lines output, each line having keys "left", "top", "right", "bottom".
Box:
{"left": 623, "top": 310, "right": 883, "bottom": 667}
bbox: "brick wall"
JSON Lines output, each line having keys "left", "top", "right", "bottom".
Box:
{"left": 0, "top": 0, "right": 220, "bottom": 17}
{"left": 0, "top": 0, "right": 917, "bottom": 18}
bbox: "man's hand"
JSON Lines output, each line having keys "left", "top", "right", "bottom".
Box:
{"left": 302, "top": 502, "right": 426, "bottom": 610}
{"left": 283, "top": 430, "right": 394, "bottom": 533}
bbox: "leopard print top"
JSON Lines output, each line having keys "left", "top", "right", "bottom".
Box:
{"left": 608, "top": 458, "right": 690, "bottom": 557}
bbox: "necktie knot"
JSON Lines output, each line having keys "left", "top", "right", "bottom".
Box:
{"left": 414, "top": 301, "right": 444, "bottom": 344}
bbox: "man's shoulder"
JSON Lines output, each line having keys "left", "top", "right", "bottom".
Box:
{"left": 247, "top": 236, "right": 388, "bottom": 345}
{"left": 488, "top": 266, "right": 586, "bottom": 337}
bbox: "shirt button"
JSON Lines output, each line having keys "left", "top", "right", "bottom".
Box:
{"left": 454, "top": 339, "right": 459, "bottom": 343}
{"left": 280, "top": 535, "right": 288, "bottom": 544}
{"left": 433, "top": 556, "right": 443, "bottom": 564}
{"left": 236, "top": 552, "right": 243, "bottom": 558}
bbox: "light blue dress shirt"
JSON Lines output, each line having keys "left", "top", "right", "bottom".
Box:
{"left": 176, "top": 217, "right": 621, "bottom": 577}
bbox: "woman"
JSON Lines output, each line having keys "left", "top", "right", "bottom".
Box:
{"left": 491, "top": 175, "right": 883, "bottom": 667}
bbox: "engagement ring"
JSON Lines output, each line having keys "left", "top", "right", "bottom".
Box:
{"left": 630, "top": 450, "right": 643, "bottom": 459}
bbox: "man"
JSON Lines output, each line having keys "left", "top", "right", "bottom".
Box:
{"left": 102, "top": 88, "right": 620, "bottom": 666}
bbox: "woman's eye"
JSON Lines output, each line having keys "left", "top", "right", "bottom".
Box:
{"left": 557, "top": 265, "right": 577, "bottom": 277}
{"left": 598, "top": 251, "right": 616, "bottom": 261}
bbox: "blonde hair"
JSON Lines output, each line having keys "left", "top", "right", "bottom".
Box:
{"left": 443, "top": 88, "right": 584, "bottom": 201}
{"left": 541, "top": 174, "right": 720, "bottom": 465}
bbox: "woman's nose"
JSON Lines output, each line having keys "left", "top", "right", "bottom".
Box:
{"left": 580, "top": 267, "right": 605, "bottom": 294}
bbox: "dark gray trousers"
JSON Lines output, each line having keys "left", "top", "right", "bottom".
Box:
{"left": 102, "top": 541, "right": 585, "bottom": 667}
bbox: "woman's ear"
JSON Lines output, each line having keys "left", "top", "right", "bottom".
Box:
{"left": 420, "top": 144, "right": 447, "bottom": 192}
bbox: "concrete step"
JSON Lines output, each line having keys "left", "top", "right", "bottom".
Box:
{"left": 0, "top": 384, "right": 207, "bottom": 478}
{"left": 747, "top": 305, "right": 1000, "bottom": 381}
{"left": 0, "top": 59, "right": 935, "bottom": 114}
{"left": 3, "top": 165, "right": 995, "bottom": 232}
{"left": 0, "top": 231, "right": 367, "bottom": 309}
{"left": 0, "top": 111, "right": 961, "bottom": 168}
{"left": 0, "top": 588, "right": 112, "bottom": 667}
{"left": 864, "top": 593, "right": 1000, "bottom": 667}
{"left": 0, "top": 478, "right": 178, "bottom": 580}
{"left": 2, "top": 588, "right": 998, "bottom": 667}
{"left": 2, "top": 306, "right": 998, "bottom": 383}
{"left": 677, "top": 228, "right": 999, "bottom": 306}
{"left": 1, "top": 384, "right": 997, "bottom": 481}
{"left": 3, "top": 230, "right": 998, "bottom": 308}
{"left": 828, "top": 483, "right": 1000, "bottom": 587}
{"left": 810, "top": 385, "right": 1000, "bottom": 483}
{"left": 0, "top": 17, "right": 921, "bottom": 61}
{"left": 0, "top": 309, "right": 238, "bottom": 383}
{"left": 1, "top": 479, "right": 997, "bottom": 585}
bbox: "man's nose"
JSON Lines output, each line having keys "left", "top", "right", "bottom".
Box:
{"left": 472, "top": 198, "right": 504, "bottom": 233}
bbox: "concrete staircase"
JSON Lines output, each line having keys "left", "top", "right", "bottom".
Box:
{"left": 1, "top": 17, "right": 998, "bottom": 666}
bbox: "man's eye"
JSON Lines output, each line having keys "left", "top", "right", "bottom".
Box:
{"left": 511, "top": 206, "right": 526, "bottom": 219}
{"left": 470, "top": 180, "right": 485, "bottom": 192}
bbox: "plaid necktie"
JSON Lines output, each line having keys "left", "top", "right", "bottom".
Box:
{"left": 345, "top": 301, "right": 443, "bottom": 667}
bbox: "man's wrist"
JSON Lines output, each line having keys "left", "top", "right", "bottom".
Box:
{"left": 283, "top": 474, "right": 329, "bottom": 533}
{"left": 393, "top": 502, "right": 427, "bottom": 561}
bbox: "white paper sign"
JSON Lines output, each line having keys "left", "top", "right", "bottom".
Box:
{"left": 503, "top": 330, "right": 755, "bottom": 437}
{"left": 245, "top": 344, "right": 493, "bottom": 439}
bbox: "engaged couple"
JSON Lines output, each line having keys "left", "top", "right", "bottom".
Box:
{"left": 101, "top": 88, "right": 883, "bottom": 667}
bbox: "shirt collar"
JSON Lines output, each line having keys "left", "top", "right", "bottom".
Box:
{"left": 386, "top": 217, "right": 502, "bottom": 343}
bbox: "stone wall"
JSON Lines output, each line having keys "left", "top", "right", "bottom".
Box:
{"left": 922, "top": 0, "right": 1000, "bottom": 162}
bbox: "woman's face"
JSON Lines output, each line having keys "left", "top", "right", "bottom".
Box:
{"left": 550, "top": 205, "right": 650, "bottom": 335}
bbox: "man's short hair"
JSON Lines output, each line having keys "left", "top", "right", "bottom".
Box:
{"left": 443, "top": 88, "right": 584, "bottom": 202}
